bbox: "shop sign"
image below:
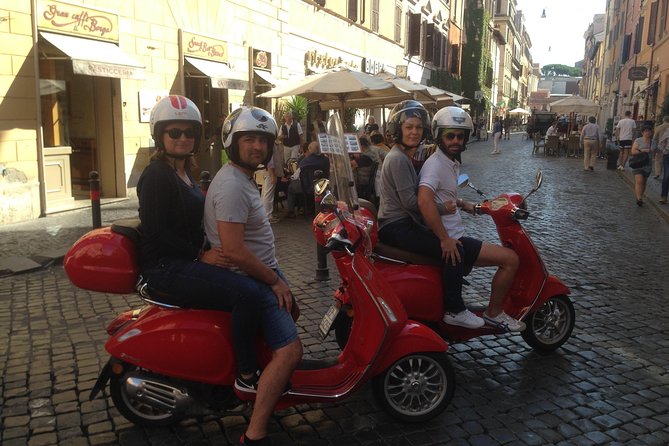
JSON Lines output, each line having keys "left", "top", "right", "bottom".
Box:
{"left": 38, "top": 0, "right": 118, "bottom": 41}
{"left": 253, "top": 49, "right": 272, "bottom": 71}
{"left": 305, "top": 50, "right": 359, "bottom": 72}
{"left": 182, "top": 31, "right": 228, "bottom": 63}
{"left": 362, "top": 58, "right": 384, "bottom": 75}
{"left": 628, "top": 66, "right": 648, "bottom": 81}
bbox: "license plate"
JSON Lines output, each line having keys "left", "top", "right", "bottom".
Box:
{"left": 319, "top": 304, "right": 339, "bottom": 339}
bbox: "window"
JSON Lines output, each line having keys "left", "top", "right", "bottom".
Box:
{"left": 394, "top": 2, "right": 402, "bottom": 42}
{"left": 633, "top": 16, "right": 644, "bottom": 54}
{"left": 348, "top": 0, "right": 358, "bottom": 21}
{"left": 648, "top": 1, "right": 658, "bottom": 45}
{"left": 407, "top": 13, "right": 421, "bottom": 56}
{"left": 621, "top": 33, "right": 632, "bottom": 63}
{"left": 424, "top": 23, "right": 434, "bottom": 62}
{"left": 660, "top": 0, "right": 668, "bottom": 39}
{"left": 450, "top": 44, "right": 460, "bottom": 74}
{"left": 371, "top": 0, "right": 379, "bottom": 32}
{"left": 496, "top": 0, "right": 502, "bottom": 15}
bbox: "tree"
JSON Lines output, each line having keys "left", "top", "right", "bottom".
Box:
{"left": 659, "top": 93, "right": 669, "bottom": 121}
{"left": 541, "top": 64, "right": 583, "bottom": 77}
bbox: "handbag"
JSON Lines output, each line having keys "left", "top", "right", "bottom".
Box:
{"left": 628, "top": 151, "right": 650, "bottom": 169}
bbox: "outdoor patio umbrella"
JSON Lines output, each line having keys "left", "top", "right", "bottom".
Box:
{"left": 258, "top": 67, "right": 413, "bottom": 118}
{"left": 508, "top": 107, "right": 531, "bottom": 115}
{"left": 548, "top": 95, "right": 600, "bottom": 116}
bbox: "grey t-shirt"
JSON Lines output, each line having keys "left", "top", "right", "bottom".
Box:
{"left": 204, "top": 164, "right": 278, "bottom": 269}
{"left": 377, "top": 145, "right": 422, "bottom": 229}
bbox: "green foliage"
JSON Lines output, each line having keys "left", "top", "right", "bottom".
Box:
{"left": 660, "top": 93, "right": 669, "bottom": 121}
{"left": 429, "top": 70, "right": 462, "bottom": 95}
{"left": 605, "top": 118, "right": 614, "bottom": 138}
{"left": 461, "top": 1, "right": 492, "bottom": 118}
{"left": 540, "top": 64, "right": 583, "bottom": 77}
{"left": 284, "top": 95, "right": 309, "bottom": 122}
{"left": 344, "top": 108, "right": 358, "bottom": 132}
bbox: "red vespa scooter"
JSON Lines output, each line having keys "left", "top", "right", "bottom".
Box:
{"left": 64, "top": 129, "right": 455, "bottom": 428}
{"left": 326, "top": 171, "right": 575, "bottom": 355}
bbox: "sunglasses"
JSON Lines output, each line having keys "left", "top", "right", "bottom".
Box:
{"left": 164, "top": 128, "right": 196, "bottom": 139}
{"left": 444, "top": 132, "right": 465, "bottom": 140}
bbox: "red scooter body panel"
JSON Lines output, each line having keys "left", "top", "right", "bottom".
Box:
{"left": 105, "top": 306, "right": 237, "bottom": 385}
{"left": 64, "top": 227, "right": 139, "bottom": 294}
{"left": 373, "top": 261, "right": 443, "bottom": 321}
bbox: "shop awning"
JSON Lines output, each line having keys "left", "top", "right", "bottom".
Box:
{"left": 40, "top": 32, "right": 145, "bottom": 80}
{"left": 185, "top": 57, "right": 249, "bottom": 90}
{"left": 254, "top": 69, "right": 280, "bottom": 87}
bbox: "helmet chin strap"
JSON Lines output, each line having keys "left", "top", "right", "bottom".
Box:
{"left": 164, "top": 152, "right": 193, "bottom": 160}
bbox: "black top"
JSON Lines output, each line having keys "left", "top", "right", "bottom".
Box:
{"left": 137, "top": 160, "right": 205, "bottom": 268}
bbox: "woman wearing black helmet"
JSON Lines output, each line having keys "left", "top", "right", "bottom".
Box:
{"left": 377, "top": 100, "right": 483, "bottom": 329}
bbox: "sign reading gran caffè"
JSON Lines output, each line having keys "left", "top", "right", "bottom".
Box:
{"left": 628, "top": 66, "right": 648, "bottom": 81}
{"left": 37, "top": 0, "right": 119, "bottom": 41}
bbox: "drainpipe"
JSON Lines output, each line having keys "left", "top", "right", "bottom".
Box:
{"left": 31, "top": 0, "right": 47, "bottom": 217}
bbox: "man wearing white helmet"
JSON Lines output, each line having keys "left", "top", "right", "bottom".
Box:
{"left": 418, "top": 106, "right": 524, "bottom": 332}
{"left": 204, "top": 106, "right": 302, "bottom": 445}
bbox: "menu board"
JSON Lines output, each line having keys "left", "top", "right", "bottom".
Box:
{"left": 343, "top": 133, "right": 360, "bottom": 153}
{"left": 317, "top": 133, "right": 361, "bottom": 155}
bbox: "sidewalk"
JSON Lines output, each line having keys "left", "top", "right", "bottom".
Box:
{"left": 618, "top": 166, "right": 669, "bottom": 222}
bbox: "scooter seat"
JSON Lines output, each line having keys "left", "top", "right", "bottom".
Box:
{"left": 373, "top": 242, "right": 442, "bottom": 266}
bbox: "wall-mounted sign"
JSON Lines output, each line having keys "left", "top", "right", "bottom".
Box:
{"left": 628, "top": 66, "right": 648, "bottom": 81}
{"left": 253, "top": 49, "right": 272, "bottom": 71}
{"left": 305, "top": 50, "right": 359, "bottom": 72}
{"left": 182, "top": 31, "right": 227, "bottom": 63}
{"left": 37, "top": 0, "right": 119, "bottom": 41}
{"left": 362, "top": 58, "right": 384, "bottom": 75}
{"left": 396, "top": 65, "right": 408, "bottom": 78}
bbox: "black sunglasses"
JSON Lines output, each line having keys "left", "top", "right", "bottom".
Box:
{"left": 164, "top": 128, "right": 196, "bottom": 139}
{"left": 444, "top": 132, "right": 465, "bottom": 140}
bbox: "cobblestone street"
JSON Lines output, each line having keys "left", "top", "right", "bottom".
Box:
{"left": 1, "top": 135, "right": 668, "bottom": 445}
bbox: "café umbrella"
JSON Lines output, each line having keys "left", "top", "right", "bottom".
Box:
{"left": 258, "top": 67, "right": 414, "bottom": 118}
{"left": 548, "top": 95, "right": 600, "bottom": 116}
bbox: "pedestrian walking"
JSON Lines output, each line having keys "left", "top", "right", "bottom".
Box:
{"left": 652, "top": 116, "right": 669, "bottom": 180}
{"left": 491, "top": 117, "right": 502, "bottom": 154}
{"left": 630, "top": 123, "right": 653, "bottom": 206}
{"left": 580, "top": 116, "right": 601, "bottom": 171}
{"left": 615, "top": 111, "right": 637, "bottom": 170}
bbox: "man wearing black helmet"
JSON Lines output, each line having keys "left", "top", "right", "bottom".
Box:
{"left": 377, "top": 101, "right": 483, "bottom": 329}
{"left": 204, "top": 106, "right": 303, "bottom": 445}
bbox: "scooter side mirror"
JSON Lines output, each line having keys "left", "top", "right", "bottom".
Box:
{"left": 319, "top": 191, "right": 338, "bottom": 213}
{"left": 315, "top": 178, "right": 330, "bottom": 196}
{"left": 534, "top": 170, "right": 543, "bottom": 190}
{"left": 457, "top": 173, "right": 470, "bottom": 189}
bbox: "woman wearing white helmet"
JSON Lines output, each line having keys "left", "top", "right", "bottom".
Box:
{"left": 417, "top": 106, "right": 524, "bottom": 332}
{"left": 138, "top": 96, "right": 273, "bottom": 395}
{"left": 204, "top": 106, "right": 302, "bottom": 445}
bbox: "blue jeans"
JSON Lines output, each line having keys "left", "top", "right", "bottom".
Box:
{"left": 662, "top": 155, "right": 669, "bottom": 199}
{"left": 143, "top": 259, "right": 297, "bottom": 374}
{"left": 378, "top": 218, "right": 481, "bottom": 314}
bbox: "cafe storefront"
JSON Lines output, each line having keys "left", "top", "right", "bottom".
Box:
{"left": 36, "top": 0, "right": 144, "bottom": 212}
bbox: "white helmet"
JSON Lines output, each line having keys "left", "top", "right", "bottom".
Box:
{"left": 222, "top": 106, "right": 278, "bottom": 168}
{"left": 431, "top": 106, "right": 473, "bottom": 149}
{"left": 150, "top": 95, "right": 203, "bottom": 152}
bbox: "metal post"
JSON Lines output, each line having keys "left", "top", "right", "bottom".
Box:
{"left": 200, "top": 171, "right": 211, "bottom": 195}
{"left": 89, "top": 171, "right": 101, "bottom": 228}
{"left": 313, "top": 169, "right": 329, "bottom": 281}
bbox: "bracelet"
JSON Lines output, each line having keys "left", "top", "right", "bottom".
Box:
{"left": 269, "top": 273, "right": 280, "bottom": 286}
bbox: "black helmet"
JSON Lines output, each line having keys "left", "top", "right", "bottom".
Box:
{"left": 387, "top": 100, "right": 430, "bottom": 146}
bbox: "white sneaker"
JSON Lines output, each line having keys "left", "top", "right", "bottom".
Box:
{"left": 443, "top": 309, "right": 485, "bottom": 328}
{"left": 617, "top": 165, "right": 624, "bottom": 171}
{"left": 482, "top": 311, "right": 526, "bottom": 332}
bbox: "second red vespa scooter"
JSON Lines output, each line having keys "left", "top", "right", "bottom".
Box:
{"left": 321, "top": 167, "right": 575, "bottom": 356}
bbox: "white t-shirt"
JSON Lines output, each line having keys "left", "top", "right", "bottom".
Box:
{"left": 418, "top": 149, "right": 465, "bottom": 240}
{"left": 616, "top": 118, "right": 636, "bottom": 141}
{"left": 204, "top": 164, "right": 278, "bottom": 269}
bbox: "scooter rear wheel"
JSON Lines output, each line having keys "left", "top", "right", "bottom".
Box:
{"left": 110, "top": 364, "right": 183, "bottom": 427}
{"left": 521, "top": 294, "right": 575, "bottom": 354}
{"left": 373, "top": 352, "right": 455, "bottom": 423}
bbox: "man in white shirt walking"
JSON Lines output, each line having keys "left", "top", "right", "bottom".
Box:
{"left": 615, "top": 111, "right": 637, "bottom": 170}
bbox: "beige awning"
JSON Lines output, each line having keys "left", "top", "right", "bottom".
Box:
{"left": 185, "top": 56, "right": 249, "bottom": 90}
{"left": 254, "top": 69, "right": 279, "bottom": 87}
{"left": 40, "top": 31, "right": 145, "bottom": 80}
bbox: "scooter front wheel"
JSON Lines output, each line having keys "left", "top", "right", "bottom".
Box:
{"left": 373, "top": 352, "right": 455, "bottom": 423}
{"left": 110, "top": 364, "right": 183, "bottom": 427}
{"left": 521, "top": 294, "right": 575, "bottom": 354}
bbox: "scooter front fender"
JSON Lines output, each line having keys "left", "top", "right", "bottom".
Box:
{"left": 535, "top": 275, "right": 571, "bottom": 307}
{"left": 370, "top": 320, "right": 448, "bottom": 375}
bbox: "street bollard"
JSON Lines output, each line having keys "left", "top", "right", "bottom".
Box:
{"left": 313, "top": 169, "right": 329, "bottom": 281}
{"left": 200, "top": 170, "right": 211, "bottom": 194}
{"left": 89, "top": 171, "right": 101, "bottom": 228}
